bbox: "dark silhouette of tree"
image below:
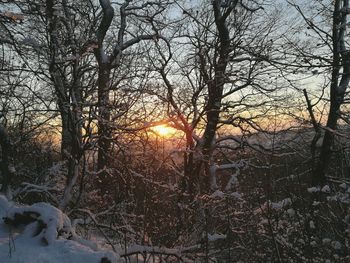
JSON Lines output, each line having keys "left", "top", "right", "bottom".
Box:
{"left": 153, "top": 0, "right": 279, "bottom": 193}
{"left": 313, "top": 0, "right": 350, "bottom": 183}
{"left": 92, "top": 0, "right": 170, "bottom": 173}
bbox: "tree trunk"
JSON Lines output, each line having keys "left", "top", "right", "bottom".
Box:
{"left": 183, "top": 130, "right": 196, "bottom": 193}
{"left": 59, "top": 159, "right": 79, "bottom": 210}
{"left": 314, "top": 0, "right": 350, "bottom": 183}
{"left": 314, "top": 105, "right": 340, "bottom": 183}
{"left": 47, "top": 0, "right": 83, "bottom": 210}
{"left": 58, "top": 100, "right": 73, "bottom": 159}
{"left": 97, "top": 65, "right": 112, "bottom": 171}
{"left": 0, "top": 124, "right": 15, "bottom": 192}
{"left": 194, "top": 0, "right": 230, "bottom": 192}
{"left": 200, "top": 80, "right": 224, "bottom": 191}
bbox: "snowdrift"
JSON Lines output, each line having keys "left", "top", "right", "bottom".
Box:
{"left": 0, "top": 195, "right": 120, "bottom": 263}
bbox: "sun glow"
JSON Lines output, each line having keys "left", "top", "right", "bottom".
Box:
{"left": 151, "top": 125, "right": 177, "bottom": 137}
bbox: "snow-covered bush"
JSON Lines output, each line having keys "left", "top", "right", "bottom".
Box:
{"left": 0, "top": 195, "right": 120, "bottom": 263}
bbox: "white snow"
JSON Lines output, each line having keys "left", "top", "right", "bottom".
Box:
{"left": 326, "top": 192, "right": 350, "bottom": 204}
{"left": 339, "top": 183, "right": 347, "bottom": 189}
{"left": 207, "top": 233, "right": 226, "bottom": 242}
{"left": 309, "top": 220, "right": 315, "bottom": 229}
{"left": 210, "top": 190, "right": 225, "bottom": 198}
{"left": 307, "top": 185, "right": 331, "bottom": 193}
{"left": 321, "top": 185, "right": 331, "bottom": 193}
{"left": 254, "top": 198, "right": 292, "bottom": 214}
{"left": 126, "top": 244, "right": 179, "bottom": 256}
{"left": 310, "top": 240, "right": 317, "bottom": 247}
{"left": 331, "top": 241, "right": 342, "bottom": 250}
{"left": 286, "top": 208, "right": 295, "bottom": 217}
{"left": 0, "top": 236, "right": 119, "bottom": 263}
{"left": 230, "top": 192, "right": 242, "bottom": 198}
{"left": 322, "top": 238, "right": 331, "bottom": 245}
{"left": 270, "top": 198, "right": 292, "bottom": 210}
{"left": 0, "top": 195, "right": 120, "bottom": 263}
{"left": 307, "top": 187, "right": 320, "bottom": 193}
{"left": 209, "top": 190, "right": 242, "bottom": 199}
{"left": 5, "top": 202, "right": 72, "bottom": 245}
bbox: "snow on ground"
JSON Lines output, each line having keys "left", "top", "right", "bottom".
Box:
{"left": 0, "top": 195, "right": 120, "bottom": 263}
{"left": 207, "top": 233, "right": 226, "bottom": 242}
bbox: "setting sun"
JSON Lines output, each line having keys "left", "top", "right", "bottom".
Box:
{"left": 151, "top": 125, "right": 177, "bottom": 137}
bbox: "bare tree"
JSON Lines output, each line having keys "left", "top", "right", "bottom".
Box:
{"left": 0, "top": 0, "right": 99, "bottom": 209}
{"left": 151, "top": 0, "right": 281, "bottom": 193}
{"left": 313, "top": 0, "right": 350, "bottom": 183}
{"left": 92, "top": 0, "right": 170, "bottom": 172}
{"left": 284, "top": 0, "right": 350, "bottom": 183}
{"left": 45, "top": 0, "right": 89, "bottom": 210}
